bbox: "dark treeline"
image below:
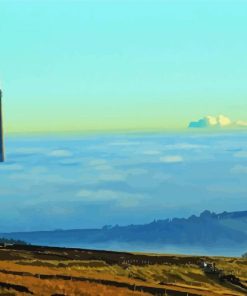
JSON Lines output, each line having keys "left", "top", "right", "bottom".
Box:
{"left": 0, "top": 237, "right": 27, "bottom": 245}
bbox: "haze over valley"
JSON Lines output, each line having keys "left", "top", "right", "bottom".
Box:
{"left": 0, "top": 132, "right": 246, "bottom": 245}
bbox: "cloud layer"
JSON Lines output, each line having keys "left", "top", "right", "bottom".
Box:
{"left": 0, "top": 133, "right": 247, "bottom": 232}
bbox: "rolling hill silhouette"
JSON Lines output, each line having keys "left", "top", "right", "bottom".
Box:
{"left": 1, "top": 210, "right": 247, "bottom": 254}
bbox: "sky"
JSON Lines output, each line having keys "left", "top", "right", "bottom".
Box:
{"left": 1, "top": 0, "right": 247, "bottom": 133}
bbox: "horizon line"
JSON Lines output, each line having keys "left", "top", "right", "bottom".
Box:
{"left": 4, "top": 127, "right": 247, "bottom": 137}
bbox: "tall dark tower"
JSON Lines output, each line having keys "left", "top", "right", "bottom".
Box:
{"left": 0, "top": 89, "right": 4, "bottom": 162}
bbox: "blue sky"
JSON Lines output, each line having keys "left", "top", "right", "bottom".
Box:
{"left": 0, "top": 132, "right": 246, "bottom": 232}
{"left": 1, "top": 0, "right": 247, "bottom": 132}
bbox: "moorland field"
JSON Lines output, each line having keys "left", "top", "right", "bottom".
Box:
{"left": 0, "top": 244, "right": 246, "bottom": 296}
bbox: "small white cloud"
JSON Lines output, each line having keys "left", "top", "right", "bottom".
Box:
{"left": 31, "top": 166, "right": 47, "bottom": 174}
{"left": 49, "top": 149, "right": 72, "bottom": 158}
{"left": 88, "top": 159, "right": 112, "bottom": 171}
{"left": 76, "top": 189, "right": 142, "bottom": 207}
{"left": 218, "top": 114, "right": 232, "bottom": 126}
{"left": 142, "top": 150, "right": 161, "bottom": 155}
{"left": 231, "top": 165, "right": 247, "bottom": 174}
{"left": 10, "top": 166, "right": 75, "bottom": 185}
{"left": 109, "top": 141, "right": 140, "bottom": 146}
{"left": 207, "top": 184, "right": 247, "bottom": 194}
{"left": 99, "top": 172, "right": 126, "bottom": 181}
{"left": 234, "top": 151, "right": 247, "bottom": 158}
{"left": 12, "top": 147, "right": 46, "bottom": 155}
{"left": 152, "top": 173, "right": 171, "bottom": 181}
{"left": 77, "top": 190, "right": 97, "bottom": 198}
{"left": 77, "top": 189, "right": 120, "bottom": 202}
{"left": 118, "top": 197, "right": 140, "bottom": 208}
{"left": 89, "top": 159, "right": 108, "bottom": 166}
{"left": 126, "top": 168, "right": 147, "bottom": 175}
{"left": 160, "top": 155, "right": 183, "bottom": 163}
{"left": 47, "top": 206, "right": 74, "bottom": 216}
{"left": 164, "top": 143, "right": 206, "bottom": 150}
{"left": 236, "top": 120, "right": 247, "bottom": 127}
{"left": 0, "top": 164, "right": 23, "bottom": 171}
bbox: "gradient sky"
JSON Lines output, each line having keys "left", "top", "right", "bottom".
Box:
{"left": 1, "top": 0, "right": 247, "bottom": 133}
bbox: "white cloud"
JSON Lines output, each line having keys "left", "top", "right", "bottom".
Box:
{"left": 142, "top": 150, "right": 161, "bottom": 155}
{"left": 77, "top": 189, "right": 122, "bottom": 202}
{"left": 76, "top": 189, "right": 142, "bottom": 207}
{"left": 109, "top": 141, "right": 140, "bottom": 146}
{"left": 88, "top": 159, "right": 112, "bottom": 171}
{"left": 0, "top": 164, "right": 23, "bottom": 171}
{"left": 189, "top": 115, "right": 232, "bottom": 128}
{"left": 89, "top": 159, "right": 108, "bottom": 166}
{"left": 118, "top": 197, "right": 140, "bottom": 208}
{"left": 207, "top": 184, "right": 247, "bottom": 194}
{"left": 164, "top": 143, "right": 206, "bottom": 150}
{"left": 188, "top": 114, "right": 247, "bottom": 129}
{"left": 77, "top": 189, "right": 99, "bottom": 199}
{"left": 126, "top": 168, "right": 147, "bottom": 175}
{"left": 48, "top": 149, "right": 72, "bottom": 157}
{"left": 231, "top": 165, "right": 247, "bottom": 174}
{"left": 160, "top": 155, "right": 183, "bottom": 163}
{"left": 10, "top": 167, "right": 75, "bottom": 185}
{"left": 99, "top": 172, "right": 127, "bottom": 181}
{"left": 12, "top": 147, "right": 46, "bottom": 155}
{"left": 234, "top": 151, "right": 247, "bottom": 158}
{"left": 152, "top": 173, "right": 171, "bottom": 181}
{"left": 31, "top": 166, "right": 47, "bottom": 174}
{"left": 218, "top": 115, "right": 232, "bottom": 126}
{"left": 236, "top": 120, "right": 247, "bottom": 127}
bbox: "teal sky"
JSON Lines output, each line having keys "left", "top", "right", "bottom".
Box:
{"left": 1, "top": 0, "right": 247, "bottom": 133}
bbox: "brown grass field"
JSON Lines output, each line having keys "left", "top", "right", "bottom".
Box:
{"left": 0, "top": 244, "right": 246, "bottom": 296}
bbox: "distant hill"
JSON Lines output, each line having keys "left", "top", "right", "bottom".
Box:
{"left": 1, "top": 210, "right": 247, "bottom": 255}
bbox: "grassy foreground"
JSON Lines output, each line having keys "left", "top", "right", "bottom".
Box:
{"left": 0, "top": 244, "right": 246, "bottom": 295}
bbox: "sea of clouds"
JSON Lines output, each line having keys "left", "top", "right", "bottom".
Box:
{"left": 0, "top": 132, "right": 246, "bottom": 232}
